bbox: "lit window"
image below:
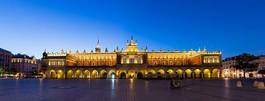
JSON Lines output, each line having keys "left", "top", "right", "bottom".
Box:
{"left": 129, "top": 58, "right": 134, "bottom": 64}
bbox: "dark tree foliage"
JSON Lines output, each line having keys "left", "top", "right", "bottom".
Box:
{"left": 0, "top": 67, "right": 4, "bottom": 75}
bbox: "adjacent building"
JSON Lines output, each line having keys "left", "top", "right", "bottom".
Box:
{"left": 250, "top": 55, "right": 265, "bottom": 77}
{"left": 11, "top": 54, "right": 39, "bottom": 76}
{"left": 42, "top": 38, "right": 222, "bottom": 79}
{"left": 222, "top": 54, "right": 261, "bottom": 78}
{"left": 222, "top": 58, "right": 240, "bottom": 78}
{"left": 0, "top": 48, "right": 12, "bottom": 71}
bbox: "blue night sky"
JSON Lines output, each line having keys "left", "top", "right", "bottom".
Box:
{"left": 0, "top": 0, "right": 265, "bottom": 58}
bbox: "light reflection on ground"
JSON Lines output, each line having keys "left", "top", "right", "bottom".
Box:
{"left": 0, "top": 79, "right": 264, "bottom": 101}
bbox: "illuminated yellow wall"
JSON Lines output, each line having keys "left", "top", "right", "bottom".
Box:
{"left": 147, "top": 52, "right": 202, "bottom": 66}
{"left": 66, "top": 53, "right": 117, "bottom": 66}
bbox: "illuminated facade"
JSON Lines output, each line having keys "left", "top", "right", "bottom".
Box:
{"left": 11, "top": 54, "right": 40, "bottom": 76}
{"left": 222, "top": 55, "right": 264, "bottom": 78}
{"left": 42, "top": 37, "right": 222, "bottom": 79}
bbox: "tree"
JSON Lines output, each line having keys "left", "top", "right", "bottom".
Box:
{"left": 234, "top": 53, "right": 258, "bottom": 78}
{"left": 0, "top": 67, "right": 5, "bottom": 75}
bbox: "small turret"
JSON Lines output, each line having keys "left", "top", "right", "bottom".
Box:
{"left": 42, "top": 49, "right": 47, "bottom": 58}
{"left": 116, "top": 46, "right": 119, "bottom": 51}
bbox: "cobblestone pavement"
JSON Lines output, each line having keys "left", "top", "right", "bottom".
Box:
{"left": 0, "top": 79, "right": 264, "bottom": 101}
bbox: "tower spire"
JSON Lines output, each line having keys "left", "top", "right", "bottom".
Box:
{"left": 131, "top": 36, "right": 134, "bottom": 40}
{"left": 95, "top": 40, "right": 101, "bottom": 53}
{"left": 96, "top": 39, "right": 100, "bottom": 48}
{"left": 61, "top": 49, "right": 64, "bottom": 53}
{"left": 128, "top": 36, "right": 137, "bottom": 46}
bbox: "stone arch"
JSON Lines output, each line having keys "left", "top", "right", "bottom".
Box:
{"left": 157, "top": 69, "right": 165, "bottom": 79}
{"left": 194, "top": 69, "right": 201, "bottom": 78}
{"left": 157, "top": 69, "right": 165, "bottom": 74}
{"left": 176, "top": 69, "right": 183, "bottom": 78}
{"left": 67, "top": 70, "right": 74, "bottom": 79}
{"left": 117, "top": 70, "right": 127, "bottom": 79}
{"left": 166, "top": 69, "right": 174, "bottom": 78}
{"left": 49, "top": 70, "right": 57, "bottom": 79}
{"left": 120, "top": 72, "right": 127, "bottom": 79}
{"left": 148, "top": 69, "right": 156, "bottom": 74}
{"left": 146, "top": 69, "right": 156, "bottom": 78}
{"left": 100, "top": 69, "right": 107, "bottom": 79}
{"left": 212, "top": 68, "right": 219, "bottom": 78}
{"left": 203, "top": 69, "right": 211, "bottom": 79}
{"left": 83, "top": 70, "right": 90, "bottom": 79}
{"left": 108, "top": 69, "right": 116, "bottom": 79}
{"left": 57, "top": 70, "right": 64, "bottom": 79}
{"left": 167, "top": 69, "right": 174, "bottom": 74}
{"left": 91, "top": 70, "right": 99, "bottom": 78}
{"left": 136, "top": 72, "right": 144, "bottom": 79}
{"left": 40, "top": 72, "right": 46, "bottom": 78}
{"left": 75, "top": 69, "right": 82, "bottom": 79}
{"left": 128, "top": 70, "right": 136, "bottom": 79}
{"left": 185, "top": 69, "right": 192, "bottom": 79}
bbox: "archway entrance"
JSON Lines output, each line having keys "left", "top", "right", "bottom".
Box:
{"left": 120, "top": 72, "right": 126, "bottom": 79}
{"left": 157, "top": 69, "right": 165, "bottom": 79}
{"left": 176, "top": 69, "right": 183, "bottom": 79}
{"left": 102, "top": 73, "right": 107, "bottom": 79}
{"left": 147, "top": 69, "right": 156, "bottom": 78}
{"left": 108, "top": 70, "right": 116, "bottom": 79}
{"left": 57, "top": 70, "right": 64, "bottom": 79}
{"left": 212, "top": 69, "right": 219, "bottom": 78}
{"left": 83, "top": 70, "right": 90, "bottom": 79}
{"left": 91, "top": 70, "right": 98, "bottom": 79}
{"left": 194, "top": 69, "right": 201, "bottom": 78}
{"left": 100, "top": 70, "right": 107, "bottom": 79}
{"left": 67, "top": 70, "right": 74, "bottom": 79}
{"left": 75, "top": 70, "right": 82, "bottom": 79}
{"left": 50, "top": 70, "right": 56, "bottom": 79}
{"left": 110, "top": 73, "right": 116, "bottom": 79}
{"left": 204, "top": 69, "right": 211, "bottom": 79}
{"left": 137, "top": 72, "right": 144, "bottom": 79}
{"left": 167, "top": 69, "right": 174, "bottom": 78}
{"left": 128, "top": 70, "right": 136, "bottom": 79}
{"left": 185, "top": 69, "right": 192, "bottom": 79}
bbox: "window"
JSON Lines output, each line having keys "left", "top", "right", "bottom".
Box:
{"left": 129, "top": 58, "right": 135, "bottom": 64}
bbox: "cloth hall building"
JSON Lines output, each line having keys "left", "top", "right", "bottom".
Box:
{"left": 42, "top": 38, "right": 222, "bottom": 79}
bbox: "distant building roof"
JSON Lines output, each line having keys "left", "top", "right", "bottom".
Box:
{"left": 0, "top": 48, "right": 12, "bottom": 54}
{"left": 12, "top": 54, "right": 34, "bottom": 59}
{"left": 257, "top": 55, "right": 265, "bottom": 58}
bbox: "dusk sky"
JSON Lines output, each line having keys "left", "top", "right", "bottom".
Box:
{"left": 0, "top": 0, "right": 265, "bottom": 58}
